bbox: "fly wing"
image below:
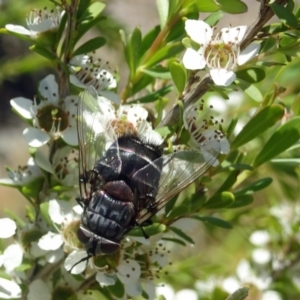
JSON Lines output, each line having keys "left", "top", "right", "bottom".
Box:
{"left": 77, "top": 87, "right": 119, "bottom": 198}
{"left": 134, "top": 147, "right": 220, "bottom": 225}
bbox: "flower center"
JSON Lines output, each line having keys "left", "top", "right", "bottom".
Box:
{"left": 204, "top": 42, "right": 237, "bottom": 70}
{"left": 110, "top": 119, "right": 137, "bottom": 136}
{"left": 36, "top": 104, "right": 69, "bottom": 135}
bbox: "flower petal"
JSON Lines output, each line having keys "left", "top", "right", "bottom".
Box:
{"left": 64, "top": 250, "right": 87, "bottom": 274}
{"left": 221, "top": 25, "right": 247, "bottom": 44}
{"left": 27, "top": 279, "right": 51, "bottom": 300}
{"left": 61, "top": 127, "right": 78, "bottom": 146}
{"left": 3, "top": 244, "right": 23, "bottom": 272}
{"left": 210, "top": 69, "right": 236, "bottom": 86}
{"left": 48, "top": 199, "right": 73, "bottom": 224}
{"left": 182, "top": 48, "right": 206, "bottom": 70}
{"left": 125, "top": 282, "right": 142, "bottom": 298}
{"left": 5, "top": 24, "right": 31, "bottom": 35}
{"left": 38, "top": 232, "right": 63, "bottom": 251}
{"left": 10, "top": 97, "right": 33, "bottom": 119}
{"left": 0, "top": 278, "right": 22, "bottom": 299}
{"left": 185, "top": 20, "right": 213, "bottom": 45}
{"left": 23, "top": 127, "right": 50, "bottom": 147}
{"left": 99, "top": 90, "right": 121, "bottom": 105}
{"left": 117, "top": 259, "right": 141, "bottom": 284}
{"left": 95, "top": 272, "right": 116, "bottom": 287}
{"left": 0, "top": 218, "right": 17, "bottom": 238}
{"left": 46, "top": 249, "right": 64, "bottom": 263}
{"left": 238, "top": 43, "right": 260, "bottom": 65}
{"left": 38, "top": 74, "right": 59, "bottom": 104}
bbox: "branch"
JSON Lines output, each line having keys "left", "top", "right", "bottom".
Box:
{"left": 158, "top": 0, "right": 288, "bottom": 128}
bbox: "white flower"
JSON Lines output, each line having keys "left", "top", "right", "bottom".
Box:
{"left": 252, "top": 248, "right": 271, "bottom": 265}
{"left": 183, "top": 100, "right": 230, "bottom": 166}
{"left": 6, "top": 7, "right": 63, "bottom": 39}
{"left": 0, "top": 278, "right": 22, "bottom": 299}
{"left": 182, "top": 19, "right": 260, "bottom": 86}
{"left": 250, "top": 230, "right": 270, "bottom": 246}
{"left": 35, "top": 146, "right": 78, "bottom": 186}
{"left": 82, "top": 94, "right": 163, "bottom": 147}
{"left": 175, "top": 289, "right": 198, "bottom": 300}
{"left": 69, "top": 54, "right": 120, "bottom": 104}
{"left": 0, "top": 218, "right": 17, "bottom": 238}
{"left": 0, "top": 157, "right": 43, "bottom": 187}
{"left": 27, "top": 279, "right": 51, "bottom": 300}
{"left": 2, "top": 244, "right": 23, "bottom": 272}
{"left": 10, "top": 75, "right": 78, "bottom": 147}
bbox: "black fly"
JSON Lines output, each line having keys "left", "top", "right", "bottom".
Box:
{"left": 70, "top": 88, "right": 221, "bottom": 272}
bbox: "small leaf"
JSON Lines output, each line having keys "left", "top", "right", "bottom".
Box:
{"left": 127, "top": 27, "right": 142, "bottom": 76}
{"left": 253, "top": 117, "right": 300, "bottom": 167}
{"left": 156, "top": 0, "right": 169, "bottom": 28}
{"left": 140, "top": 26, "right": 160, "bottom": 57}
{"left": 236, "top": 67, "right": 265, "bottom": 83}
{"left": 231, "top": 105, "right": 285, "bottom": 149}
{"left": 226, "top": 286, "right": 249, "bottom": 300}
{"left": 78, "top": 2, "right": 106, "bottom": 24}
{"left": 128, "top": 223, "right": 166, "bottom": 237}
{"left": 142, "top": 66, "right": 172, "bottom": 79}
{"left": 218, "top": 0, "right": 248, "bottom": 14}
{"left": 271, "top": 158, "right": 300, "bottom": 166}
{"left": 271, "top": 3, "right": 298, "bottom": 28}
{"left": 216, "top": 171, "right": 239, "bottom": 192}
{"left": 235, "top": 177, "right": 273, "bottom": 195}
{"left": 73, "top": 37, "right": 106, "bottom": 56}
{"left": 204, "top": 11, "right": 223, "bottom": 27}
{"left": 144, "top": 42, "right": 184, "bottom": 68}
{"left": 30, "top": 45, "right": 56, "bottom": 60}
{"left": 130, "top": 85, "right": 173, "bottom": 103}
{"left": 168, "top": 205, "right": 190, "bottom": 219}
{"left": 106, "top": 277, "right": 125, "bottom": 298}
{"left": 169, "top": 226, "right": 195, "bottom": 244}
{"left": 194, "top": 215, "right": 233, "bottom": 229}
{"left": 162, "top": 237, "right": 186, "bottom": 246}
{"left": 204, "top": 192, "right": 235, "bottom": 209}
{"left": 40, "top": 202, "right": 52, "bottom": 226}
{"left": 229, "top": 194, "right": 253, "bottom": 208}
{"left": 169, "top": 62, "right": 187, "bottom": 94}
{"left": 194, "top": 0, "right": 220, "bottom": 12}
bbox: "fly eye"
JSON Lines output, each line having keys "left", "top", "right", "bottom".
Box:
{"left": 77, "top": 227, "right": 92, "bottom": 244}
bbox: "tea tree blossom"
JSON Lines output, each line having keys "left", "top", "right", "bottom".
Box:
{"left": 183, "top": 100, "right": 230, "bottom": 166}
{"left": 10, "top": 75, "right": 78, "bottom": 147}
{"left": 6, "top": 7, "right": 63, "bottom": 39}
{"left": 69, "top": 54, "right": 120, "bottom": 104}
{"left": 182, "top": 19, "right": 260, "bottom": 86}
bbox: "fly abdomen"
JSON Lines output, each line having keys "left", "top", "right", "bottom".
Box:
{"left": 82, "top": 190, "right": 135, "bottom": 241}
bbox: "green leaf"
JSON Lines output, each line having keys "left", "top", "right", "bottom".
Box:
{"left": 75, "top": 16, "right": 106, "bottom": 45}
{"left": 78, "top": 2, "right": 106, "bottom": 24}
{"left": 168, "top": 205, "right": 190, "bottom": 219}
{"left": 144, "top": 42, "right": 184, "bottom": 68}
{"left": 229, "top": 194, "right": 253, "bottom": 208}
{"left": 194, "top": 215, "right": 233, "bottom": 229}
{"left": 231, "top": 105, "right": 285, "bottom": 149}
{"left": 204, "top": 11, "right": 223, "bottom": 27}
{"left": 140, "top": 26, "right": 160, "bottom": 57}
{"left": 156, "top": 0, "right": 169, "bottom": 28}
{"left": 128, "top": 223, "right": 166, "bottom": 237}
{"left": 226, "top": 286, "right": 249, "bottom": 300}
{"left": 131, "top": 74, "right": 153, "bottom": 96}
{"left": 253, "top": 117, "right": 300, "bottom": 167}
{"left": 106, "top": 277, "right": 125, "bottom": 298}
{"left": 169, "top": 226, "right": 195, "bottom": 244}
{"left": 162, "top": 237, "right": 187, "bottom": 246}
{"left": 218, "top": 0, "right": 248, "bottom": 14}
{"left": 127, "top": 27, "right": 142, "bottom": 76}
{"left": 236, "top": 67, "right": 266, "bottom": 83}
{"left": 216, "top": 171, "right": 239, "bottom": 192}
{"left": 270, "top": 3, "right": 298, "bottom": 28}
{"left": 73, "top": 37, "right": 106, "bottom": 56}
{"left": 235, "top": 177, "right": 273, "bottom": 195}
{"left": 169, "top": 62, "right": 187, "bottom": 94}
{"left": 194, "top": 0, "right": 220, "bottom": 12}
{"left": 29, "top": 45, "right": 56, "bottom": 61}
{"left": 244, "top": 84, "right": 263, "bottom": 102}
{"left": 142, "top": 66, "right": 172, "bottom": 79}
{"left": 131, "top": 85, "right": 173, "bottom": 104}
{"left": 40, "top": 202, "right": 52, "bottom": 226}
{"left": 271, "top": 158, "right": 300, "bottom": 166}
{"left": 204, "top": 192, "right": 235, "bottom": 209}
